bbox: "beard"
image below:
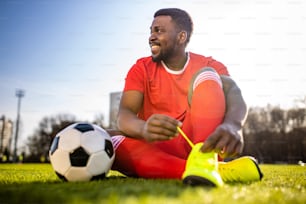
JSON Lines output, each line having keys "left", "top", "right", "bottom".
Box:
{"left": 152, "top": 54, "right": 162, "bottom": 62}
{"left": 151, "top": 47, "right": 174, "bottom": 63}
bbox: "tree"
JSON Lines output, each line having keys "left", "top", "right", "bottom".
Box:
{"left": 92, "top": 113, "right": 106, "bottom": 128}
{"left": 243, "top": 107, "right": 271, "bottom": 134}
{"left": 26, "top": 114, "right": 77, "bottom": 162}
{"left": 287, "top": 108, "right": 305, "bottom": 129}
{"left": 243, "top": 104, "right": 306, "bottom": 163}
{"left": 270, "top": 107, "right": 286, "bottom": 132}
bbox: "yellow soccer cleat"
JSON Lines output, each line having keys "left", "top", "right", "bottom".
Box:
{"left": 182, "top": 143, "right": 223, "bottom": 187}
{"left": 218, "top": 156, "right": 263, "bottom": 183}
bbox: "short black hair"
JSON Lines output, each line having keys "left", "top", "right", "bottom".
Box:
{"left": 154, "top": 8, "right": 193, "bottom": 43}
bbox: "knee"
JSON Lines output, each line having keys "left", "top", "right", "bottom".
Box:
{"left": 198, "top": 67, "right": 217, "bottom": 73}
{"left": 188, "top": 67, "right": 223, "bottom": 105}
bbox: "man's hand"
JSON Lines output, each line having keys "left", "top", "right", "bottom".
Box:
{"left": 141, "top": 114, "right": 181, "bottom": 142}
{"left": 201, "top": 123, "right": 244, "bottom": 158}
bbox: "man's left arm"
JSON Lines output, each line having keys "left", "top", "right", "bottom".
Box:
{"left": 201, "top": 75, "right": 248, "bottom": 158}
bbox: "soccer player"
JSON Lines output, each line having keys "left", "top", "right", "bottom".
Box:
{"left": 110, "top": 8, "right": 263, "bottom": 186}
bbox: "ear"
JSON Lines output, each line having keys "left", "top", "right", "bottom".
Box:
{"left": 177, "top": 31, "right": 187, "bottom": 44}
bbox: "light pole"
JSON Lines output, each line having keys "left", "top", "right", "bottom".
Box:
{"left": 13, "top": 89, "right": 25, "bottom": 163}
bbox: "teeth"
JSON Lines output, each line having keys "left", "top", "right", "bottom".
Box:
{"left": 151, "top": 45, "right": 160, "bottom": 52}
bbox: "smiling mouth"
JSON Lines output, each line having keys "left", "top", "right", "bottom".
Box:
{"left": 150, "top": 44, "right": 160, "bottom": 55}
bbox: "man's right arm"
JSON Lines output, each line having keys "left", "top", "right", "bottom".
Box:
{"left": 117, "top": 90, "right": 145, "bottom": 139}
{"left": 117, "top": 90, "right": 180, "bottom": 142}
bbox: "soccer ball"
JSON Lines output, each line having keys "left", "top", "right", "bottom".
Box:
{"left": 49, "top": 122, "right": 115, "bottom": 182}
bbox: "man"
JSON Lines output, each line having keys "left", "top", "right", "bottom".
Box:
{"left": 110, "top": 8, "right": 262, "bottom": 186}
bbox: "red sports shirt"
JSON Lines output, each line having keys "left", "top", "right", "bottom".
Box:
{"left": 123, "top": 52, "right": 229, "bottom": 121}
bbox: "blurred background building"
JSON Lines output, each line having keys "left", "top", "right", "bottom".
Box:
{"left": 0, "top": 116, "right": 13, "bottom": 162}
{"left": 109, "top": 92, "right": 122, "bottom": 129}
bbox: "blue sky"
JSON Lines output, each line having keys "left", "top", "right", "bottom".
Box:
{"left": 0, "top": 0, "right": 305, "bottom": 149}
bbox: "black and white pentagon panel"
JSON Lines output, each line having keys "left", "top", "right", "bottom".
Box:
{"left": 49, "top": 136, "right": 60, "bottom": 155}
{"left": 104, "top": 139, "right": 114, "bottom": 158}
{"left": 74, "top": 123, "right": 95, "bottom": 133}
{"left": 70, "top": 147, "right": 90, "bottom": 167}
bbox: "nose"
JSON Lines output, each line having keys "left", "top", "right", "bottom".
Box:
{"left": 149, "top": 32, "right": 157, "bottom": 43}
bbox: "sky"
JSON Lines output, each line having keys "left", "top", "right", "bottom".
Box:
{"left": 0, "top": 0, "right": 305, "bottom": 150}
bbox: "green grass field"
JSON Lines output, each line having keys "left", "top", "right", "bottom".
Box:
{"left": 0, "top": 164, "right": 305, "bottom": 204}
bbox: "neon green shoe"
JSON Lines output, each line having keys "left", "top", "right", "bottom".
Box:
{"left": 182, "top": 143, "right": 223, "bottom": 187}
{"left": 218, "top": 156, "right": 263, "bottom": 183}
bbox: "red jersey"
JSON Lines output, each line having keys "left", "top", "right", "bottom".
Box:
{"left": 123, "top": 52, "right": 229, "bottom": 121}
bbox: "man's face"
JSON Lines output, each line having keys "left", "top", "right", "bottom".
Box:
{"left": 149, "top": 15, "right": 180, "bottom": 62}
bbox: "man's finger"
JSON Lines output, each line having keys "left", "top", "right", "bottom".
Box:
{"left": 223, "top": 140, "right": 243, "bottom": 158}
{"left": 225, "top": 139, "right": 239, "bottom": 156}
{"left": 201, "top": 132, "right": 220, "bottom": 152}
{"left": 234, "top": 142, "right": 243, "bottom": 155}
{"left": 214, "top": 136, "right": 231, "bottom": 153}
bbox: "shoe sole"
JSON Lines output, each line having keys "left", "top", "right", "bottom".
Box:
{"left": 183, "top": 175, "right": 217, "bottom": 187}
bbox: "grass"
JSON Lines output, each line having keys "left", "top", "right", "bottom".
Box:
{"left": 0, "top": 164, "right": 305, "bottom": 204}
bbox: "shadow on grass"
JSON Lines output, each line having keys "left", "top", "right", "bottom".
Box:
{"left": 0, "top": 176, "right": 216, "bottom": 203}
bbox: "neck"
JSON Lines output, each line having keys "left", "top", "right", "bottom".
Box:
{"left": 163, "top": 52, "right": 188, "bottom": 71}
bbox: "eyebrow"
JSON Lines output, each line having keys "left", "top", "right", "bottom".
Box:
{"left": 150, "top": 25, "right": 164, "bottom": 30}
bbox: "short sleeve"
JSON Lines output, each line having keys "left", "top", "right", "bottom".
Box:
{"left": 123, "top": 60, "right": 146, "bottom": 93}
{"left": 207, "top": 57, "right": 230, "bottom": 76}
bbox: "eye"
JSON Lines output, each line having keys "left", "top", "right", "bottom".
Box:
{"left": 150, "top": 27, "right": 164, "bottom": 35}
{"left": 156, "top": 27, "right": 165, "bottom": 33}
